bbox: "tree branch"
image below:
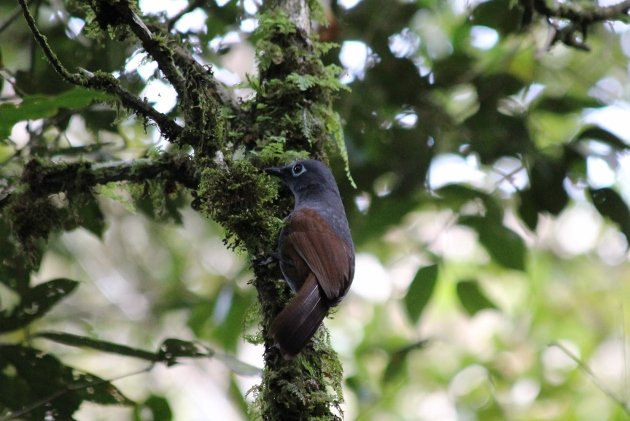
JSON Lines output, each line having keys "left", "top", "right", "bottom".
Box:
{"left": 0, "top": 155, "right": 198, "bottom": 210}
{"left": 108, "top": 2, "right": 237, "bottom": 153}
{"left": 82, "top": 71, "right": 184, "bottom": 141}
{"left": 246, "top": 1, "right": 347, "bottom": 419}
{"left": 27, "top": 156, "right": 198, "bottom": 194}
{"left": 108, "top": 1, "right": 188, "bottom": 98}
{"left": 533, "top": 0, "right": 630, "bottom": 24}
{"left": 522, "top": 0, "right": 630, "bottom": 50}
{"left": 90, "top": 157, "right": 199, "bottom": 189}
{"left": 17, "top": 0, "right": 184, "bottom": 142}
{"left": 110, "top": 1, "right": 238, "bottom": 117}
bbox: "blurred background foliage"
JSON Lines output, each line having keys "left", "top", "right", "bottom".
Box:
{"left": 1, "top": 0, "right": 629, "bottom": 419}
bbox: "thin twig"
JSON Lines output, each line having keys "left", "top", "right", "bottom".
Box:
{"left": 549, "top": 341, "right": 630, "bottom": 415}
{"left": 0, "top": 1, "right": 31, "bottom": 34}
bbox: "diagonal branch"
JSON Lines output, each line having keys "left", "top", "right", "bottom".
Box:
{"left": 110, "top": 1, "right": 235, "bottom": 111}
{"left": 17, "top": 0, "right": 183, "bottom": 142}
{"left": 104, "top": 1, "right": 237, "bottom": 152}
{"left": 108, "top": 1, "right": 188, "bottom": 97}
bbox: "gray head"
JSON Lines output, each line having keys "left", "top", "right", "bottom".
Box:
{"left": 265, "top": 159, "right": 341, "bottom": 202}
{"left": 266, "top": 159, "right": 353, "bottom": 251}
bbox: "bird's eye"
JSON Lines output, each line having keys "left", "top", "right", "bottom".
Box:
{"left": 291, "top": 163, "right": 306, "bottom": 176}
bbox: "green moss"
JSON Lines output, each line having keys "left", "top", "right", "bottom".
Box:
{"left": 20, "top": 159, "right": 95, "bottom": 194}
{"left": 3, "top": 159, "right": 109, "bottom": 266}
{"left": 180, "top": 65, "right": 227, "bottom": 155}
{"left": 129, "top": 178, "right": 184, "bottom": 224}
{"left": 249, "top": 8, "right": 353, "bottom": 176}
{"left": 251, "top": 325, "right": 344, "bottom": 421}
{"left": 68, "top": 0, "right": 137, "bottom": 42}
{"left": 307, "top": 0, "right": 326, "bottom": 25}
{"left": 4, "top": 194, "right": 59, "bottom": 267}
{"left": 196, "top": 159, "right": 282, "bottom": 255}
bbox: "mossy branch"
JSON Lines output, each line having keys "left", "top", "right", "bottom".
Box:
{"left": 96, "top": 1, "right": 234, "bottom": 153}
{"left": 1, "top": 155, "right": 198, "bottom": 209}
{"left": 530, "top": 0, "right": 630, "bottom": 23}
{"left": 107, "top": 1, "right": 188, "bottom": 97}
{"left": 521, "top": 0, "right": 630, "bottom": 50}
{"left": 16, "top": 0, "right": 184, "bottom": 142}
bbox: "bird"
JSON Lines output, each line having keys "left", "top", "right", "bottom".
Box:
{"left": 265, "top": 159, "right": 355, "bottom": 357}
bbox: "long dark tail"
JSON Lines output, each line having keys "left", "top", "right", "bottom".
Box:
{"left": 270, "top": 274, "right": 328, "bottom": 358}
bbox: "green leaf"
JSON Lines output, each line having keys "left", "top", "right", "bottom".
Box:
{"left": 382, "top": 340, "right": 430, "bottom": 384}
{"left": 157, "top": 339, "right": 212, "bottom": 366}
{"left": 470, "top": 0, "right": 521, "bottom": 35}
{"left": 436, "top": 184, "right": 503, "bottom": 220}
{"left": 35, "top": 331, "right": 158, "bottom": 362}
{"left": 0, "top": 279, "right": 79, "bottom": 333}
{"left": 134, "top": 395, "right": 173, "bottom": 421}
{"left": 0, "top": 345, "right": 132, "bottom": 420}
{"left": 589, "top": 188, "right": 630, "bottom": 245}
{"left": 573, "top": 126, "right": 629, "bottom": 150}
{"left": 36, "top": 331, "right": 260, "bottom": 376}
{"left": 214, "top": 353, "right": 262, "bottom": 377}
{"left": 0, "top": 87, "right": 111, "bottom": 139}
{"left": 352, "top": 196, "right": 418, "bottom": 244}
{"left": 404, "top": 264, "right": 439, "bottom": 324}
{"left": 228, "top": 377, "right": 250, "bottom": 416}
{"left": 75, "top": 195, "right": 106, "bottom": 238}
{"left": 460, "top": 215, "right": 526, "bottom": 271}
{"left": 465, "top": 112, "right": 530, "bottom": 163}
{"left": 206, "top": 286, "right": 254, "bottom": 352}
{"left": 535, "top": 96, "right": 603, "bottom": 113}
{"left": 528, "top": 155, "right": 569, "bottom": 215}
{"left": 518, "top": 188, "right": 539, "bottom": 230}
{"left": 72, "top": 371, "right": 134, "bottom": 406}
{"left": 435, "top": 183, "right": 484, "bottom": 206}
{"left": 456, "top": 279, "right": 498, "bottom": 316}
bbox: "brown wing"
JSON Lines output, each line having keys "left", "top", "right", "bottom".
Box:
{"left": 270, "top": 273, "right": 328, "bottom": 358}
{"left": 285, "top": 208, "right": 353, "bottom": 303}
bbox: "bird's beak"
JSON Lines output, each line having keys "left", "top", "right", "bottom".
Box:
{"left": 264, "top": 167, "right": 284, "bottom": 178}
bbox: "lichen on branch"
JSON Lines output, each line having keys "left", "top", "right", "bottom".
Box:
{"left": 1, "top": 156, "right": 197, "bottom": 266}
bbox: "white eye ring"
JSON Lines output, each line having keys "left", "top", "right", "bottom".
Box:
{"left": 291, "top": 163, "right": 306, "bottom": 177}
